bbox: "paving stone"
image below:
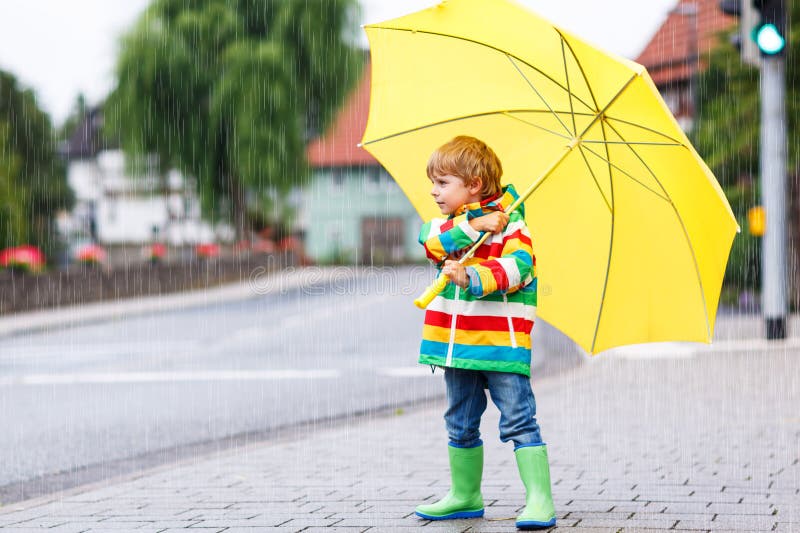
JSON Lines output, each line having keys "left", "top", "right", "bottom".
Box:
{"left": 323, "top": 511, "right": 412, "bottom": 519}
{"left": 100, "top": 520, "right": 202, "bottom": 528}
{"left": 608, "top": 502, "right": 663, "bottom": 513}
{"left": 672, "top": 518, "right": 717, "bottom": 530}
{"left": 204, "top": 528, "right": 301, "bottom": 533}
{"left": 773, "top": 522, "right": 800, "bottom": 532}
{"left": 0, "top": 530, "right": 92, "bottom": 533}
{"left": 24, "top": 525, "right": 94, "bottom": 533}
{"left": 562, "top": 511, "right": 632, "bottom": 520}
{"left": 40, "top": 522, "right": 147, "bottom": 531}
{"left": 269, "top": 518, "right": 344, "bottom": 528}
{"left": 1, "top": 518, "right": 79, "bottom": 528}
{"left": 709, "top": 514, "right": 778, "bottom": 530}
{"left": 300, "top": 529, "right": 370, "bottom": 533}
{"left": 334, "top": 517, "right": 436, "bottom": 527}
{"left": 154, "top": 529, "right": 227, "bottom": 533}
{"left": 766, "top": 494, "right": 800, "bottom": 504}
{"left": 560, "top": 524, "right": 623, "bottom": 533}
{"left": 575, "top": 517, "right": 679, "bottom": 529}
{"left": 707, "top": 501, "right": 776, "bottom": 515}
{"left": 661, "top": 502, "right": 711, "bottom": 514}
{"left": 186, "top": 517, "right": 299, "bottom": 528}
{"left": 79, "top": 529, "right": 145, "bottom": 533}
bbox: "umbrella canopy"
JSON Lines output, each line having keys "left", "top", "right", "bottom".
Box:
{"left": 360, "top": 0, "right": 739, "bottom": 355}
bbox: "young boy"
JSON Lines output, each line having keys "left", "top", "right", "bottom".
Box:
{"left": 415, "top": 136, "right": 556, "bottom": 530}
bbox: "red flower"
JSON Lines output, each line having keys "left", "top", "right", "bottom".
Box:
{"left": 0, "top": 245, "right": 46, "bottom": 272}
{"left": 149, "top": 243, "right": 167, "bottom": 258}
{"left": 195, "top": 243, "right": 220, "bottom": 258}
{"left": 75, "top": 244, "right": 107, "bottom": 264}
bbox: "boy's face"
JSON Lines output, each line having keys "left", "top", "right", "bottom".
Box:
{"left": 429, "top": 173, "right": 482, "bottom": 215}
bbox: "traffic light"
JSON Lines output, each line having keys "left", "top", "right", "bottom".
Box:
{"left": 752, "top": 0, "right": 786, "bottom": 56}
{"left": 720, "top": 0, "right": 786, "bottom": 63}
{"left": 719, "top": 0, "right": 761, "bottom": 65}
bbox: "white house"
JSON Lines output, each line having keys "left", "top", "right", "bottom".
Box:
{"left": 59, "top": 107, "right": 228, "bottom": 253}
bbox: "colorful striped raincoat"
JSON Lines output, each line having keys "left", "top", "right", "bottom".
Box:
{"left": 418, "top": 184, "right": 537, "bottom": 377}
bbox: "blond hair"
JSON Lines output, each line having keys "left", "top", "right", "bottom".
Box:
{"left": 426, "top": 136, "right": 503, "bottom": 199}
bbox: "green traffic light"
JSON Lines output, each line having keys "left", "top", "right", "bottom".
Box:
{"left": 755, "top": 23, "right": 786, "bottom": 54}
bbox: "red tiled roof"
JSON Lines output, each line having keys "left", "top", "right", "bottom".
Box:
{"left": 306, "top": 63, "right": 378, "bottom": 168}
{"left": 636, "top": 0, "right": 736, "bottom": 86}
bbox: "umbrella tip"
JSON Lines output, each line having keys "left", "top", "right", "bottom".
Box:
{"left": 356, "top": 143, "right": 363, "bottom": 148}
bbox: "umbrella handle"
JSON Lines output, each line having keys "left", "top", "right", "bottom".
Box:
{"left": 414, "top": 229, "right": 494, "bottom": 309}
{"left": 414, "top": 273, "right": 449, "bottom": 309}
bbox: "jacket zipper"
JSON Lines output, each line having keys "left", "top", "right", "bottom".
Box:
{"left": 503, "top": 294, "right": 518, "bottom": 348}
{"left": 445, "top": 286, "right": 460, "bottom": 366}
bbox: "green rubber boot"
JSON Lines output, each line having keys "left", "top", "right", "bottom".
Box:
{"left": 415, "top": 445, "right": 484, "bottom": 520}
{"left": 515, "top": 445, "right": 556, "bottom": 529}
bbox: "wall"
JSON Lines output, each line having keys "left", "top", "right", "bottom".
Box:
{"left": 299, "top": 166, "right": 425, "bottom": 264}
{"left": 0, "top": 252, "right": 289, "bottom": 315}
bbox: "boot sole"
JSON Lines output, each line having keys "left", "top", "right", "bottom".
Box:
{"left": 516, "top": 517, "right": 556, "bottom": 529}
{"left": 416, "top": 509, "right": 484, "bottom": 520}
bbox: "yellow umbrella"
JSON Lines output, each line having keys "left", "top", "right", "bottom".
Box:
{"left": 359, "top": 0, "right": 739, "bottom": 355}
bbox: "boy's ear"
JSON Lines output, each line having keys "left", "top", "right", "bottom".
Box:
{"left": 468, "top": 177, "right": 483, "bottom": 195}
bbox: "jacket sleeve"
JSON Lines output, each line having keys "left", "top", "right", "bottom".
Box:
{"left": 418, "top": 214, "right": 482, "bottom": 264}
{"left": 464, "top": 219, "right": 534, "bottom": 297}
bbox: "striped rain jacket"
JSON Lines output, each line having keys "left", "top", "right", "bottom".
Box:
{"left": 418, "top": 184, "right": 537, "bottom": 377}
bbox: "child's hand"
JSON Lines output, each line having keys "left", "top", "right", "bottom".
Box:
{"left": 442, "top": 260, "right": 469, "bottom": 289}
{"left": 468, "top": 211, "right": 509, "bottom": 233}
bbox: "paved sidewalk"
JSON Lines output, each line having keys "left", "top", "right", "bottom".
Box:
{"left": 0, "top": 337, "right": 797, "bottom": 532}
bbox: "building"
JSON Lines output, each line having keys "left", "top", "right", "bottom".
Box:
{"left": 635, "top": 0, "right": 736, "bottom": 132}
{"left": 303, "top": 63, "right": 424, "bottom": 264}
{"left": 59, "top": 107, "right": 224, "bottom": 258}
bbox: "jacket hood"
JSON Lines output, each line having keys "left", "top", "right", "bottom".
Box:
{"left": 453, "top": 184, "right": 523, "bottom": 219}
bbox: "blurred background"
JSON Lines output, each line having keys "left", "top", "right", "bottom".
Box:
{"left": 0, "top": 0, "right": 793, "bottom": 312}
{"left": 0, "top": 0, "right": 795, "bottom": 507}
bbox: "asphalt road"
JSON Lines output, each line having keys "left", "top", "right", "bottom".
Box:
{"left": 0, "top": 266, "right": 582, "bottom": 504}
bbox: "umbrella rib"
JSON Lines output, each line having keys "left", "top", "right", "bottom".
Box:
{"left": 589, "top": 119, "right": 616, "bottom": 354}
{"left": 603, "top": 116, "right": 685, "bottom": 145}
{"left": 560, "top": 40, "right": 578, "bottom": 135}
{"left": 360, "top": 109, "right": 575, "bottom": 146}
{"left": 603, "top": 120, "right": 712, "bottom": 340}
{"left": 580, "top": 143, "right": 671, "bottom": 202}
{"left": 557, "top": 31, "right": 600, "bottom": 112}
{"left": 576, "top": 145, "right": 612, "bottom": 213}
{"left": 506, "top": 55, "right": 573, "bottom": 137}
{"left": 581, "top": 140, "right": 682, "bottom": 147}
{"left": 501, "top": 112, "right": 572, "bottom": 140}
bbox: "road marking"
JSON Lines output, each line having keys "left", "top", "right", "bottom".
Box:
{"left": 0, "top": 369, "right": 341, "bottom": 386}
{"left": 0, "top": 340, "right": 200, "bottom": 360}
{"left": 377, "top": 367, "right": 442, "bottom": 377}
{"left": 603, "top": 343, "right": 698, "bottom": 359}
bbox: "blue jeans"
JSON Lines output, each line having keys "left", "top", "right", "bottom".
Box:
{"left": 444, "top": 367, "right": 543, "bottom": 450}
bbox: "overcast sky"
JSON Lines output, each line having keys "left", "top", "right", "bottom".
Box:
{"left": 0, "top": 0, "right": 677, "bottom": 126}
